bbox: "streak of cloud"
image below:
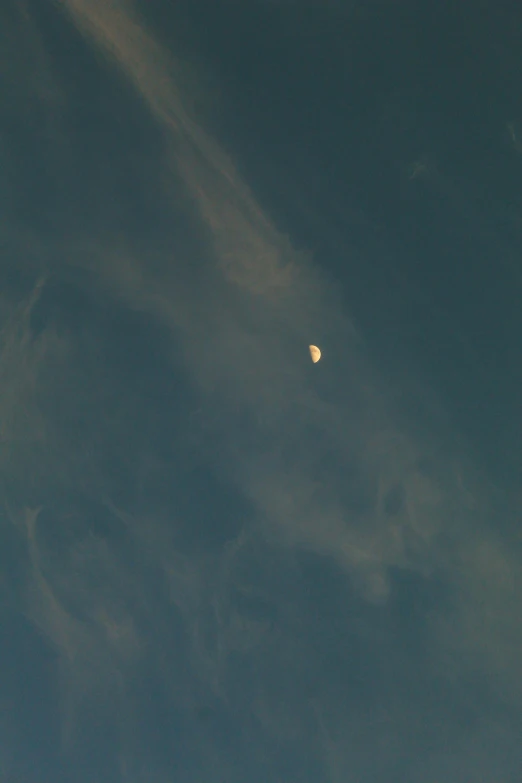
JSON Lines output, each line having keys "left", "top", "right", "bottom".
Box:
{"left": 0, "top": 1, "right": 520, "bottom": 780}
{"left": 50, "top": 0, "right": 522, "bottom": 688}
{"left": 55, "top": 0, "right": 521, "bottom": 705}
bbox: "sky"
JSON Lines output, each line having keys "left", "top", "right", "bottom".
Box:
{"left": 0, "top": 1, "right": 521, "bottom": 781}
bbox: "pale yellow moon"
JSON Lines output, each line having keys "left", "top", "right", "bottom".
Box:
{"left": 309, "top": 345, "right": 321, "bottom": 363}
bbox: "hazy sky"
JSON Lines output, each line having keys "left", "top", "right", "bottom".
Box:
{"left": 0, "top": 1, "right": 521, "bottom": 781}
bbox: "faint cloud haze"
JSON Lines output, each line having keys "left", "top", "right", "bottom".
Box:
{"left": 0, "top": 1, "right": 520, "bottom": 781}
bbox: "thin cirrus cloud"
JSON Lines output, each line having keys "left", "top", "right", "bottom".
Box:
{"left": 54, "top": 0, "right": 423, "bottom": 608}
{"left": 0, "top": 0, "right": 520, "bottom": 779}
{"left": 54, "top": 0, "right": 521, "bottom": 639}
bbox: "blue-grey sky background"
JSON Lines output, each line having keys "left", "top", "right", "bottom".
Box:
{"left": 0, "top": 1, "right": 521, "bottom": 781}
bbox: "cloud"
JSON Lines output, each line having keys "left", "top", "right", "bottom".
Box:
{"left": 0, "top": 1, "right": 520, "bottom": 780}
{"left": 48, "top": 0, "right": 522, "bottom": 705}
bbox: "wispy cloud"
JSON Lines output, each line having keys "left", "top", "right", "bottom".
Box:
{"left": 59, "top": 0, "right": 522, "bottom": 702}
{"left": 0, "top": 1, "right": 520, "bottom": 780}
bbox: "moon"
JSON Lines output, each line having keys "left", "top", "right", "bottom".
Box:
{"left": 309, "top": 345, "right": 321, "bottom": 363}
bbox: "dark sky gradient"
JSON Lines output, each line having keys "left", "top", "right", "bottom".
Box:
{"left": 0, "top": 1, "right": 521, "bottom": 781}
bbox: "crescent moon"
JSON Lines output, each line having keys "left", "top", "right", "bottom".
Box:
{"left": 309, "top": 345, "right": 321, "bottom": 363}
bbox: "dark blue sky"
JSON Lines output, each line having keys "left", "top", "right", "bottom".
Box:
{"left": 0, "top": 1, "right": 521, "bottom": 781}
